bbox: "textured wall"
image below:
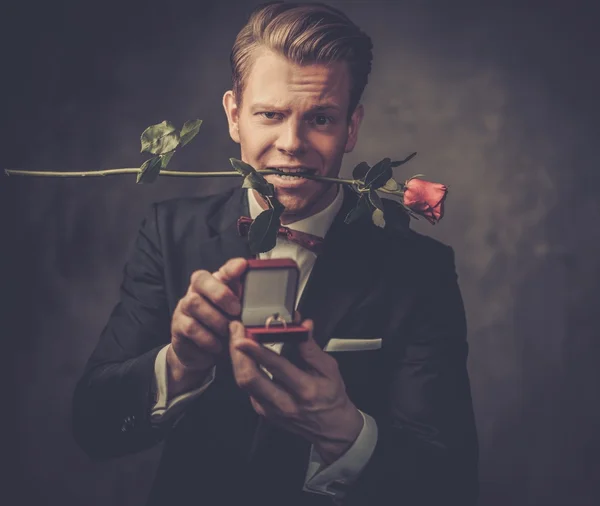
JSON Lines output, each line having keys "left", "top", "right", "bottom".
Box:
{"left": 4, "top": 1, "right": 600, "bottom": 505}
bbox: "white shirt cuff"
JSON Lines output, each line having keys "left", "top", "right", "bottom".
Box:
{"left": 150, "top": 345, "right": 216, "bottom": 426}
{"left": 303, "top": 410, "right": 378, "bottom": 498}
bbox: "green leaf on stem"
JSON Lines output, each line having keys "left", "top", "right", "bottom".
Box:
{"left": 271, "top": 196, "right": 285, "bottom": 213}
{"left": 140, "top": 121, "right": 180, "bottom": 155}
{"left": 179, "top": 119, "right": 203, "bottom": 147}
{"left": 229, "top": 158, "right": 255, "bottom": 176}
{"left": 248, "top": 205, "right": 284, "bottom": 253}
{"left": 382, "top": 177, "right": 399, "bottom": 192}
{"left": 368, "top": 190, "right": 386, "bottom": 228}
{"left": 372, "top": 208, "right": 386, "bottom": 228}
{"left": 344, "top": 194, "right": 371, "bottom": 224}
{"left": 241, "top": 172, "right": 274, "bottom": 197}
{"left": 368, "top": 189, "right": 384, "bottom": 211}
{"left": 160, "top": 152, "right": 174, "bottom": 169}
{"left": 390, "top": 152, "right": 417, "bottom": 167}
{"left": 364, "top": 158, "right": 392, "bottom": 190}
{"left": 352, "top": 161, "right": 370, "bottom": 181}
{"left": 136, "top": 156, "right": 162, "bottom": 184}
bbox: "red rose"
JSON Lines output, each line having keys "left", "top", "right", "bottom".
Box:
{"left": 403, "top": 178, "right": 448, "bottom": 224}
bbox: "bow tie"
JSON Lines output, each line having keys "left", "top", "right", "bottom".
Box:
{"left": 237, "top": 216, "right": 324, "bottom": 255}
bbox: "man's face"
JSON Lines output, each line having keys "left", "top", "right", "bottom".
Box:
{"left": 223, "top": 49, "right": 364, "bottom": 222}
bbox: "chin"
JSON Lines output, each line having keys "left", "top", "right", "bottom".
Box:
{"left": 280, "top": 179, "right": 336, "bottom": 211}
{"left": 275, "top": 193, "right": 309, "bottom": 213}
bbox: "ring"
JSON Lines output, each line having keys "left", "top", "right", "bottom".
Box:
{"left": 265, "top": 312, "right": 287, "bottom": 329}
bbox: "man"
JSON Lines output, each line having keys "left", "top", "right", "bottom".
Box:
{"left": 72, "top": 2, "right": 479, "bottom": 505}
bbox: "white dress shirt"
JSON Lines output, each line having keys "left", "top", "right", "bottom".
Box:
{"left": 150, "top": 186, "right": 378, "bottom": 499}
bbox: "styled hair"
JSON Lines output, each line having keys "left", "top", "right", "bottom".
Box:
{"left": 229, "top": 1, "right": 373, "bottom": 121}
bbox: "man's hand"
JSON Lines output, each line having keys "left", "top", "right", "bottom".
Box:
{"left": 167, "top": 257, "right": 248, "bottom": 398}
{"left": 229, "top": 318, "right": 364, "bottom": 465}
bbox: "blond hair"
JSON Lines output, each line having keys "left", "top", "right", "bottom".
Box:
{"left": 230, "top": 1, "right": 373, "bottom": 121}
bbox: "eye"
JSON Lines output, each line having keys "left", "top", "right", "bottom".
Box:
{"left": 312, "top": 114, "right": 333, "bottom": 126}
{"left": 260, "top": 112, "right": 282, "bottom": 120}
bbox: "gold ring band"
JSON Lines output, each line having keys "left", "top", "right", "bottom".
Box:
{"left": 265, "top": 313, "right": 287, "bottom": 329}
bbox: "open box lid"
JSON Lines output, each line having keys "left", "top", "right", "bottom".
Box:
{"left": 240, "top": 259, "right": 299, "bottom": 327}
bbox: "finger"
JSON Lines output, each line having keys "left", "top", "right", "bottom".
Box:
{"left": 249, "top": 396, "right": 294, "bottom": 424}
{"left": 250, "top": 396, "right": 267, "bottom": 417}
{"left": 172, "top": 312, "right": 223, "bottom": 355}
{"left": 171, "top": 334, "right": 218, "bottom": 370}
{"left": 234, "top": 337, "right": 312, "bottom": 396}
{"left": 190, "top": 270, "right": 241, "bottom": 317}
{"left": 229, "top": 321, "right": 295, "bottom": 406}
{"left": 215, "top": 257, "right": 248, "bottom": 283}
{"left": 293, "top": 310, "right": 302, "bottom": 324}
{"left": 179, "top": 292, "right": 231, "bottom": 338}
{"left": 296, "top": 319, "right": 333, "bottom": 377}
{"left": 214, "top": 257, "right": 248, "bottom": 297}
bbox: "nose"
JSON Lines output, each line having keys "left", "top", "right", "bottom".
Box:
{"left": 275, "top": 121, "right": 306, "bottom": 156}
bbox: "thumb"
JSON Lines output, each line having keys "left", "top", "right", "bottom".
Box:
{"left": 296, "top": 320, "right": 331, "bottom": 376}
{"left": 297, "top": 319, "right": 322, "bottom": 363}
{"left": 293, "top": 310, "right": 302, "bottom": 324}
{"left": 214, "top": 257, "right": 248, "bottom": 296}
{"left": 300, "top": 317, "right": 313, "bottom": 336}
{"left": 228, "top": 320, "right": 247, "bottom": 347}
{"left": 214, "top": 257, "right": 248, "bottom": 282}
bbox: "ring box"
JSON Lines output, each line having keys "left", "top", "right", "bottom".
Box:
{"left": 240, "top": 258, "right": 309, "bottom": 344}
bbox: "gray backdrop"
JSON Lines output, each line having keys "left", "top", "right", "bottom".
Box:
{"left": 4, "top": 1, "right": 600, "bottom": 505}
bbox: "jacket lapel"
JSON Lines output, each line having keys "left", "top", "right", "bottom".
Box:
{"left": 200, "top": 186, "right": 255, "bottom": 274}
{"left": 292, "top": 185, "right": 392, "bottom": 351}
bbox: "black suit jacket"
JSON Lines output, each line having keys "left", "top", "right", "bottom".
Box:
{"left": 72, "top": 184, "right": 479, "bottom": 506}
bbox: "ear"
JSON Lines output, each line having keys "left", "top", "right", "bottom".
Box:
{"left": 344, "top": 103, "right": 364, "bottom": 153}
{"left": 222, "top": 90, "right": 241, "bottom": 144}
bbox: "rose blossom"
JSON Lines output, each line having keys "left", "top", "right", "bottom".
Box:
{"left": 402, "top": 178, "right": 448, "bottom": 224}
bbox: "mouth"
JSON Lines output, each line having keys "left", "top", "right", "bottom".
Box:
{"left": 267, "top": 167, "right": 318, "bottom": 180}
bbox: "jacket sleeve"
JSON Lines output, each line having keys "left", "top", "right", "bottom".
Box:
{"left": 150, "top": 347, "right": 216, "bottom": 425}
{"left": 71, "top": 203, "right": 180, "bottom": 459}
{"left": 344, "top": 245, "right": 479, "bottom": 506}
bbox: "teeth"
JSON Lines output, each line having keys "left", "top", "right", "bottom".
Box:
{"left": 278, "top": 173, "right": 304, "bottom": 179}
{"left": 269, "top": 167, "right": 314, "bottom": 181}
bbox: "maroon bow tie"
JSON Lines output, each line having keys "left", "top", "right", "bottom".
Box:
{"left": 237, "top": 216, "right": 324, "bottom": 255}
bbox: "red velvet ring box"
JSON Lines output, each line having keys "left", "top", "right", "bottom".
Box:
{"left": 240, "top": 258, "right": 309, "bottom": 344}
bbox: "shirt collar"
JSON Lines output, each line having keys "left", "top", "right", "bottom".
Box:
{"left": 247, "top": 185, "right": 344, "bottom": 239}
